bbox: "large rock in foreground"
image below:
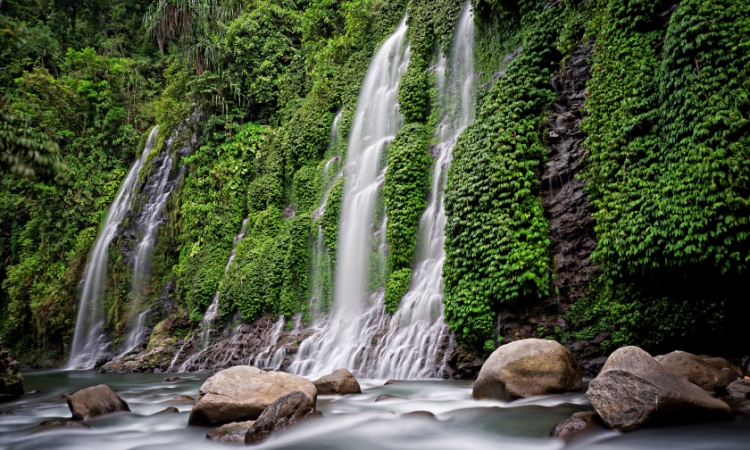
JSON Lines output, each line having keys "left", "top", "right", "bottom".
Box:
{"left": 655, "top": 351, "right": 739, "bottom": 392}
{"left": 472, "top": 339, "right": 582, "bottom": 400}
{"left": 313, "top": 369, "right": 361, "bottom": 395}
{"left": 587, "top": 347, "right": 731, "bottom": 431}
{"left": 0, "top": 344, "right": 23, "bottom": 403}
{"left": 66, "top": 385, "right": 130, "bottom": 420}
{"left": 245, "top": 391, "right": 321, "bottom": 445}
{"left": 188, "top": 366, "right": 317, "bottom": 427}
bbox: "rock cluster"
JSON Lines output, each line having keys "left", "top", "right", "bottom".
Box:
{"left": 245, "top": 391, "right": 321, "bottom": 444}
{"left": 548, "top": 411, "right": 604, "bottom": 441}
{"left": 655, "top": 351, "right": 739, "bottom": 392}
{"left": 472, "top": 339, "right": 581, "bottom": 400}
{"left": 586, "top": 347, "right": 732, "bottom": 431}
{"left": 188, "top": 366, "right": 316, "bottom": 427}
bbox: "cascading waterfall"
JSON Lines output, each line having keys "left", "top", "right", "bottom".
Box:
{"left": 368, "top": 2, "right": 476, "bottom": 379}
{"left": 66, "top": 127, "right": 159, "bottom": 370}
{"left": 289, "top": 17, "right": 410, "bottom": 378}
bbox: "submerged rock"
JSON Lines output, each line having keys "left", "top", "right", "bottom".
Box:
{"left": 163, "top": 377, "right": 182, "bottom": 383}
{"left": 655, "top": 351, "right": 739, "bottom": 392}
{"left": 375, "top": 395, "right": 399, "bottom": 402}
{"left": 206, "top": 420, "right": 255, "bottom": 443}
{"left": 66, "top": 384, "right": 131, "bottom": 420}
{"left": 245, "top": 391, "right": 320, "bottom": 445}
{"left": 549, "top": 412, "right": 605, "bottom": 440}
{"left": 313, "top": 369, "right": 361, "bottom": 395}
{"left": 472, "top": 339, "right": 582, "bottom": 400}
{"left": 586, "top": 346, "right": 732, "bottom": 431}
{"left": 736, "top": 401, "right": 750, "bottom": 416}
{"left": 36, "top": 420, "right": 92, "bottom": 431}
{"left": 170, "top": 395, "right": 195, "bottom": 402}
{"left": 0, "top": 344, "right": 23, "bottom": 403}
{"left": 188, "top": 366, "right": 316, "bottom": 427}
{"left": 153, "top": 406, "right": 179, "bottom": 415}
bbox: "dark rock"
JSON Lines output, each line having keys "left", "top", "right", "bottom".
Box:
{"left": 163, "top": 377, "right": 182, "bottom": 383}
{"left": 736, "top": 401, "right": 750, "bottom": 416}
{"left": 473, "top": 339, "right": 582, "bottom": 401}
{"left": 375, "top": 395, "right": 398, "bottom": 402}
{"left": 154, "top": 406, "right": 179, "bottom": 415}
{"left": 0, "top": 410, "right": 14, "bottom": 415}
{"left": 586, "top": 346, "right": 732, "bottom": 431}
{"left": 655, "top": 351, "right": 740, "bottom": 392}
{"left": 313, "top": 369, "right": 361, "bottom": 395}
{"left": 206, "top": 420, "right": 255, "bottom": 443}
{"left": 245, "top": 391, "right": 321, "bottom": 445}
{"left": 384, "top": 380, "right": 400, "bottom": 386}
{"left": 702, "top": 357, "right": 734, "bottom": 371}
{"left": 403, "top": 411, "right": 436, "bottom": 419}
{"left": 549, "top": 412, "right": 605, "bottom": 440}
{"left": 0, "top": 344, "right": 24, "bottom": 403}
{"left": 727, "top": 379, "right": 750, "bottom": 398}
{"left": 37, "top": 420, "right": 91, "bottom": 430}
{"left": 171, "top": 395, "right": 195, "bottom": 402}
{"left": 188, "top": 366, "right": 317, "bottom": 427}
{"left": 66, "top": 384, "right": 130, "bottom": 420}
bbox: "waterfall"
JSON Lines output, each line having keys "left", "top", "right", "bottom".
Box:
{"left": 66, "top": 127, "right": 159, "bottom": 369}
{"left": 200, "top": 218, "right": 250, "bottom": 348}
{"left": 289, "top": 17, "right": 410, "bottom": 378}
{"left": 368, "top": 2, "right": 476, "bottom": 379}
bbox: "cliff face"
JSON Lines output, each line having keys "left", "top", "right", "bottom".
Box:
{"left": 0, "top": 343, "right": 23, "bottom": 402}
{"left": 484, "top": 42, "right": 606, "bottom": 376}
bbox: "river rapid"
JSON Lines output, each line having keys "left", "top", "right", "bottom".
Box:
{"left": 1, "top": 371, "right": 749, "bottom": 449}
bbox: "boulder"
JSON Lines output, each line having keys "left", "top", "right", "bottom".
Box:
{"left": 245, "top": 391, "right": 321, "bottom": 445}
{"left": 0, "top": 344, "right": 23, "bottom": 403}
{"left": 727, "top": 379, "right": 750, "bottom": 398}
{"left": 549, "top": 412, "right": 605, "bottom": 440}
{"left": 188, "top": 366, "right": 316, "bottom": 427}
{"left": 472, "top": 339, "right": 582, "bottom": 400}
{"left": 655, "top": 351, "right": 739, "bottom": 392}
{"left": 206, "top": 420, "right": 255, "bottom": 443}
{"left": 586, "top": 346, "right": 732, "bottom": 431}
{"left": 66, "top": 384, "right": 130, "bottom": 420}
{"left": 313, "top": 369, "right": 361, "bottom": 395}
{"left": 735, "top": 401, "right": 750, "bottom": 416}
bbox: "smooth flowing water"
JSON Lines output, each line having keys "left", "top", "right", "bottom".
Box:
{"left": 67, "top": 127, "right": 160, "bottom": 370}
{"left": 366, "top": 1, "right": 476, "bottom": 379}
{"left": 289, "top": 17, "right": 410, "bottom": 378}
{"left": 2, "top": 371, "right": 749, "bottom": 450}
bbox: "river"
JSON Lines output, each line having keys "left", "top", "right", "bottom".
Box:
{"left": 1, "top": 371, "right": 749, "bottom": 449}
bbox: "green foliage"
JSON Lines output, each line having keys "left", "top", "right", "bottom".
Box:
{"left": 321, "top": 177, "right": 344, "bottom": 253}
{"left": 383, "top": 123, "right": 430, "bottom": 311}
{"left": 443, "top": 1, "right": 558, "bottom": 348}
{"left": 571, "top": 0, "right": 750, "bottom": 351}
{"left": 385, "top": 267, "right": 411, "bottom": 313}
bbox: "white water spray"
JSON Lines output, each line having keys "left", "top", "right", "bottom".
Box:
{"left": 66, "top": 127, "right": 159, "bottom": 370}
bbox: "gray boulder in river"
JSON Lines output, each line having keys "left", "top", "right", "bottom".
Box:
{"left": 586, "top": 346, "right": 732, "bottom": 431}
{"left": 188, "top": 366, "right": 317, "bottom": 427}
{"left": 66, "top": 384, "right": 131, "bottom": 420}
{"left": 0, "top": 344, "right": 23, "bottom": 403}
{"left": 245, "top": 391, "right": 321, "bottom": 445}
{"left": 655, "top": 350, "right": 739, "bottom": 392}
{"left": 472, "top": 338, "right": 582, "bottom": 400}
{"left": 313, "top": 369, "right": 362, "bottom": 395}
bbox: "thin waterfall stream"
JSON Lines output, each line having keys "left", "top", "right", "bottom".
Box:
{"left": 66, "top": 127, "right": 160, "bottom": 370}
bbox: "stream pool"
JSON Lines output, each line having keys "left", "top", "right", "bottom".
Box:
{"left": 1, "top": 370, "right": 749, "bottom": 449}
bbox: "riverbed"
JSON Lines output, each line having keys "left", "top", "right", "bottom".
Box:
{"left": 1, "top": 370, "right": 749, "bottom": 449}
